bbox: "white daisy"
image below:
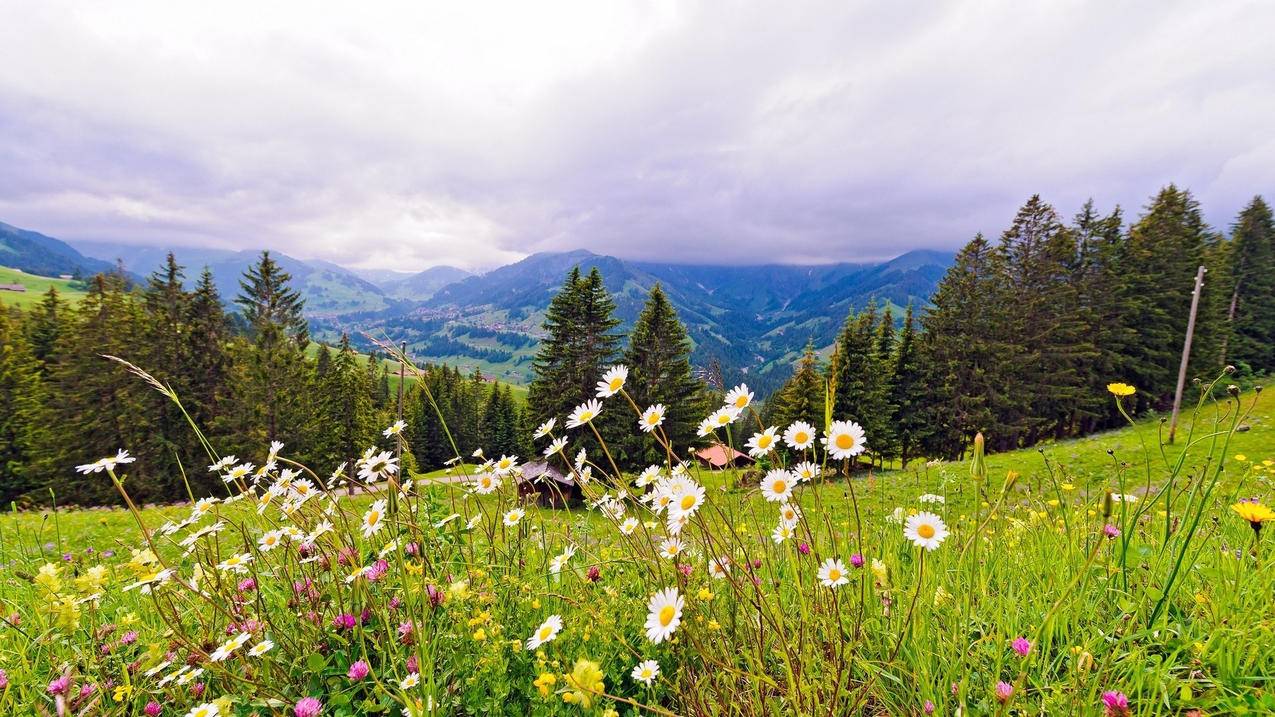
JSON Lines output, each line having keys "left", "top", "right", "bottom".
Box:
{"left": 708, "top": 406, "right": 741, "bottom": 428}
{"left": 668, "top": 481, "right": 706, "bottom": 520}
{"left": 631, "top": 659, "right": 660, "bottom": 686}
{"left": 639, "top": 404, "right": 666, "bottom": 432}
{"left": 526, "top": 614, "right": 563, "bottom": 650}
{"left": 543, "top": 436, "right": 568, "bottom": 456}
{"left": 248, "top": 639, "right": 274, "bottom": 657}
{"left": 257, "top": 530, "right": 285, "bottom": 552}
{"left": 772, "top": 522, "right": 794, "bottom": 543}
{"left": 817, "top": 557, "right": 850, "bottom": 588}
{"left": 184, "top": 703, "right": 220, "bottom": 717}
{"left": 362, "top": 499, "right": 388, "bottom": 538}
{"left": 745, "top": 427, "right": 780, "bottom": 457}
{"left": 534, "top": 418, "right": 556, "bottom": 439}
{"left": 596, "top": 365, "right": 629, "bottom": 398}
{"left": 783, "top": 421, "right": 817, "bottom": 450}
{"left": 400, "top": 673, "right": 420, "bottom": 689}
{"left": 208, "top": 455, "right": 236, "bottom": 473}
{"left": 823, "top": 420, "right": 867, "bottom": 460}
{"left": 759, "top": 469, "right": 795, "bottom": 503}
{"left": 696, "top": 418, "right": 715, "bottom": 437}
{"left": 472, "top": 473, "right": 501, "bottom": 495}
{"left": 216, "top": 553, "right": 253, "bottom": 574}
{"left": 791, "top": 461, "right": 821, "bottom": 482}
{"left": 659, "top": 537, "right": 685, "bottom": 560}
{"left": 644, "top": 587, "right": 684, "bottom": 644}
{"left": 493, "top": 455, "right": 520, "bottom": 476}
{"left": 503, "top": 508, "right": 525, "bottom": 527}
{"left": 903, "top": 511, "right": 949, "bottom": 551}
{"left": 383, "top": 420, "right": 407, "bottom": 437}
{"left": 708, "top": 556, "right": 730, "bottom": 579}
{"left": 724, "top": 384, "right": 753, "bottom": 410}
{"left": 620, "top": 517, "right": 640, "bottom": 535}
{"left": 567, "top": 399, "right": 604, "bottom": 429}
{"left": 779, "top": 503, "right": 802, "bottom": 527}
{"left": 636, "top": 465, "right": 661, "bottom": 487}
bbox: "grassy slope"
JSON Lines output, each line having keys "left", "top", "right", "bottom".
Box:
{"left": 0, "top": 265, "right": 88, "bottom": 310}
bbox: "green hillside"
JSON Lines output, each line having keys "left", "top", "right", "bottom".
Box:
{"left": 0, "top": 265, "right": 89, "bottom": 309}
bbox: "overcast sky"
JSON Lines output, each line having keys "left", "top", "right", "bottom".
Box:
{"left": 1, "top": 1, "right": 1272, "bottom": 272}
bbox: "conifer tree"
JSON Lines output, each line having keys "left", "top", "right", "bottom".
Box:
{"left": 619, "top": 284, "right": 708, "bottom": 465}
{"left": 225, "top": 252, "right": 316, "bottom": 460}
{"left": 0, "top": 305, "right": 53, "bottom": 503}
{"left": 528, "top": 267, "right": 622, "bottom": 426}
{"left": 1223, "top": 196, "right": 1275, "bottom": 371}
{"left": 1072, "top": 201, "right": 1133, "bottom": 432}
{"left": 24, "top": 286, "right": 64, "bottom": 373}
{"left": 315, "top": 334, "right": 376, "bottom": 473}
{"left": 889, "top": 304, "right": 926, "bottom": 468}
{"left": 769, "top": 342, "right": 825, "bottom": 431}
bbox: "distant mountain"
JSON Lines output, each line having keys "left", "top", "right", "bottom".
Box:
{"left": 379, "top": 265, "right": 472, "bottom": 300}
{"left": 353, "top": 248, "right": 954, "bottom": 391}
{"left": 0, "top": 221, "right": 118, "bottom": 278}
{"left": 71, "top": 240, "right": 395, "bottom": 317}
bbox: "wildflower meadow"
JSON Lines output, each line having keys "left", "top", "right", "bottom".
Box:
{"left": 0, "top": 356, "right": 1272, "bottom": 716}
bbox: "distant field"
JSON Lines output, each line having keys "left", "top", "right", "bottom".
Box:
{"left": 0, "top": 265, "right": 88, "bottom": 309}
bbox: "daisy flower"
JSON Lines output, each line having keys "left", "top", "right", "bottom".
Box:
{"left": 708, "top": 406, "right": 741, "bottom": 428}
{"left": 258, "top": 530, "right": 285, "bottom": 552}
{"left": 772, "top": 523, "right": 794, "bottom": 543}
{"left": 783, "top": 421, "right": 817, "bottom": 450}
{"left": 493, "top": 455, "right": 519, "bottom": 476}
{"left": 357, "top": 450, "right": 399, "bottom": 483}
{"left": 400, "top": 673, "right": 420, "bottom": 689}
{"left": 534, "top": 418, "right": 556, "bottom": 439}
{"left": 526, "top": 614, "right": 563, "bottom": 649}
{"left": 549, "top": 546, "right": 576, "bottom": 574}
{"left": 779, "top": 503, "right": 802, "bottom": 526}
{"left": 817, "top": 557, "right": 850, "bottom": 588}
{"left": 823, "top": 420, "right": 867, "bottom": 460}
{"left": 724, "top": 384, "right": 753, "bottom": 410}
{"left": 659, "top": 537, "right": 686, "bottom": 560}
{"left": 620, "top": 517, "right": 639, "bottom": 535}
{"left": 644, "top": 587, "right": 684, "bottom": 643}
{"left": 472, "top": 474, "right": 501, "bottom": 495}
{"left": 596, "top": 365, "right": 629, "bottom": 397}
{"left": 636, "top": 465, "right": 661, "bottom": 487}
{"left": 668, "top": 481, "right": 706, "bottom": 520}
{"left": 362, "top": 499, "right": 387, "bottom": 538}
{"left": 184, "top": 704, "right": 220, "bottom": 717}
{"left": 503, "top": 508, "right": 526, "bottom": 527}
{"left": 208, "top": 455, "right": 236, "bottom": 473}
{"left": 383, "top": 420, "right": 407, "bottom": 437}
{"left": 745, "top": 427, "right": 780, "bottom": 457}
{"left": 543, "top": 436, "right": 568, "bottom": 456}
{"left": 696, "top": 418, "right": 715, "bottom": 437}
{"left": 918, "top": 493, "right": 946, "bottom": 505}
{"left": 760, "top": 469, "right": 795, "bottom": 503}
{"left": 639, "top": 405, "right": 666, "bottom": 432}
{"left": 248, "top": 639, "right": 274, "bottom": 657}
{"left": 567, "top": 399, "right": 604, "bottom": 428}
{"left": 631, "top": 659, "right": 660, "bottom": 686}
{"left": 903, "top": 512, "right": 949, "bottom": 551}
{"left": 217, "top": 553, "right": 254, "bottom": 574}
{"left": 708, "top": 557, "right": 730, "bottom": 579}
{"left": 792, "top": 461, "right": 820, "bottom": 482}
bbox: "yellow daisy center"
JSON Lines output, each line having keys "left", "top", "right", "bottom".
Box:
{"left": 659, "top": 605, "right": 676, "bottom": 626}
{"left": 758, "top": 435, "right": 772, "bottom": 448}
{"left": 680, "top": 495, "right": 696, "bottom": 510}
{"left": 917, "top": 524, "right": 935, "bottom": 539}
{"left": 609, "top": 378, "right": 623, "bottom": 390}
{"left": 794, "top": 431, "right": 808, "bottom": 443}
{"left": 828, "top": 569, "right": 841, "bottom": 581}
{"left": 647, "top": 413, "right": 659, "bottom": 424}
{"left": 734, "top": 396, "right": 748, "bottom": 408}
{"left": 367, "top": 511, "right": 380, "bottom": 525}
{"left": 836, "top": 434, "right": 854, "bottom": 450}
{"left": 539, "top": 627, "right": 552, "bottom": 640}
{"left": 772, "top": 479, "right": 787, "bottom": 494}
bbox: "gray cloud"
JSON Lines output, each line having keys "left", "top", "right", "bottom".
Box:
{"left": 1, "top": 1, "right": 1272, "bottom": 271}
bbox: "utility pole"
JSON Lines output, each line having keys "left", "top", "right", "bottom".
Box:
{"left": 1168, "top": 265, "right": 1206, "bottom": 444}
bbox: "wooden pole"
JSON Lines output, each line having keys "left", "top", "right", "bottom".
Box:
{"left": 1168, "top": 265, "right": 1206, "bottom": 444}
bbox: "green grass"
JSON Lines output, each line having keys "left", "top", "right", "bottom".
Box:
{"left": 0, "top": 265, "right": 88, "bottom": 310}
{"left": 0, "top": 389, "right": 1271, "bottom": 714}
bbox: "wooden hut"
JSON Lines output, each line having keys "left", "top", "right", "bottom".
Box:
{"left": 516, "top": 461, "right": 583, "bottom": 508}
{"left": 694, "top": 444, "right": 753, "bottom": 470}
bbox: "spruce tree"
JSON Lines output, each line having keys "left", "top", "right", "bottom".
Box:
{"left": 770, "top": 342, "right": 826, "bottom": 430}
{"left": 1223, "top": 196, "right": 1275, "bottom": 372}
{"left": 315, "top": 334, "right": 376, "bottom": 473}
{"left": 528, "top": 267, "right": 622, "bottom": 426}
{"left": 889, "top": 304, "right": 925, "bottom": 468}
{"left": 0, "top": 305, "right": 53, "bottom": 503}
{"left": 1072, "top": 201, "right": 1133, "bottom": 432}
{"left": 619, "top": 284, "right": 708, "bottom": 465}
{"left": 24, "top": 286, "right": 64, "bottom": 373}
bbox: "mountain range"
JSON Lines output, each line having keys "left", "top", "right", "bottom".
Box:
{"left": 2, "top": 220, "right": 953, "bottom": 394}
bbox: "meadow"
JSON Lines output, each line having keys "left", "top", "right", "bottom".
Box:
{"left": 0, "top": 363, "right": 1271, "bottom": 716}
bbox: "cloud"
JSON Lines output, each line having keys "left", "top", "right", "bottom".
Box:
{"left": 0, "top": 0, "right": 1272, "bottom": 271}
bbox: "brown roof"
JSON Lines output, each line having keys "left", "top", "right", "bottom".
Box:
{"left": 694, "top": 444, "right": 752, "bottom": 468}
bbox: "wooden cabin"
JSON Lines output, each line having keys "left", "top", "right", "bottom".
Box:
{"left": 694, "top": 444, "right": 754, "bottom": 470}
{"left": 516, "top": 461, "right": 583, "bottom": 508}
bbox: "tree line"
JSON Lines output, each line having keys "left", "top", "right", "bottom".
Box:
{"left": 0, "top": 252, "right": 530, "bottom": 506}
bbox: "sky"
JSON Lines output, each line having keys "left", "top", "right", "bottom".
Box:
{"left": 1, "top": 1, "right": 1272, "bottom": 273}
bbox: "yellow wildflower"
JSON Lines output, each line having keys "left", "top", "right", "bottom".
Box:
{"left": 1107, "top": 382, "right": 1136, "bottom": 397}
{"left": 533, "top": 672, "right": 557, "bottom": 698}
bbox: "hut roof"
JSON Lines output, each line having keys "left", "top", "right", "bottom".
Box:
{"left": 695, "top": 444, "right": 752, "bottom": 468}
{"left": 518, "top": 461, "right": 574, "bottom": 486}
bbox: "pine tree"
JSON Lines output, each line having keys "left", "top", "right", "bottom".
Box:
{"left": 1122, "top": 186, "right": 1214, "bottom": 407}
{"left": 139, "top": 253, "right": 196, "bottom": 494}
{"left": 225, "top": 252, "right": 316, "bottom": 461}
{"left": 619, "top": 284, "right": 708, "bottom": 465}
{"left": 315, "top": 334, "right": 376, "bottom": 474}
{"left": 918, "top": 234, "right": 1005, "bottom": 459}
{"left": 1072, "top": 201, "right": 1134, "bottom": 432}
{"left": 24, "top": 286, "right": 64, "bottom": 373}
{"left": 528, "top": 267, "right": 622, "bottom": 426}
{"left": 827, "top": 302, "right": 890, "bottom": 461}
{"left": 0, "top": 305, "right": 53, "bottom": 503}
{"left": 769, "top": 342, "right": 825, "bottom": 431}
{"left": 889, "top": 304, "right": 925, "bottom": 468}
{"left": 867, "top": 306, "right": 898, "bottom": 463}
{"left": 1223, "top": 196, "right": 1275, "bottom": 372}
